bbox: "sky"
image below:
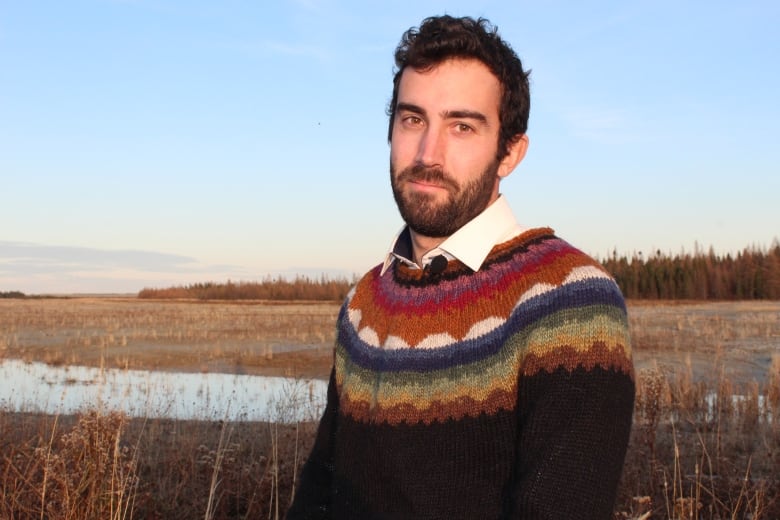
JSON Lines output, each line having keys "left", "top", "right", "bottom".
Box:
{"left": 1, "top": 0, "right": 778, "bottom": 294}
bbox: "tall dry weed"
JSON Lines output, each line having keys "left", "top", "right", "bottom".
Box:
{"left": 34, "top": 410, "right": 138, "bottom": 520}
{"left": 636, "top": 366, "right": 667, "bottom": 464}
{"left": 768, "top": 353, "right": 780, "bottom": 412}
{"left": 617, "top": 364, "right": 780, "bottom": 519}
{"left": 203, "top": 420, "right": 233, "bottom": 520}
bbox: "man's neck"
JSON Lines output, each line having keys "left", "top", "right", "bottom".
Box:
{"left": 409, "top": 231, "right": 447, "bottom": 266}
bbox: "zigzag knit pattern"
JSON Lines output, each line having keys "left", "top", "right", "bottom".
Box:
{"left": 287, "top": 228, "right": 635, "bottom": 520}
{"left": 336, "top": 227, "right": 633, "bottom": 426}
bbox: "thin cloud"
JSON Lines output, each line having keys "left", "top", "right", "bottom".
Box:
{"left": 0, "top": 241, "right": 253, "bottom": 294}
{"left": 0, "top": 241, "right": 199, "bottom": 274}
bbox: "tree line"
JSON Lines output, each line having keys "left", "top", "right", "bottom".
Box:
{"left": 0, "top": 291, "right": 26, "bottom": 299}
{"left": 137, "top": 275, "right": 356, "bottom": 302}
{"left": 6, "top": 241, "right": 779, "bottom": 301}
{"left": 139, "top": 241, "right": 780, "bottom": 302}
{"left": 601, "top": 241, "right": 780, "bottom": 300}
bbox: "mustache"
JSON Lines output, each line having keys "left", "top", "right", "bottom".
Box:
{"left": 396, "top": 164, "right": 459, "bottom": 192}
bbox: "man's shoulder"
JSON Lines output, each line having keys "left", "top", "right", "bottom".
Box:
{"left": 492, "top": 228, "right": 626, "bottom": 304}
{"left": 493, "top": 227, "right": 603, "bottom": 268}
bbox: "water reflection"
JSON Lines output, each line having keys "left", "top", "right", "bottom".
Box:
{"left": 0, "top": 359, "right": 327, "bottom": 423}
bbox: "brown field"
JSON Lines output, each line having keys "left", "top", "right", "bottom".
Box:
{"left": 1, "top": 298, "right": 779, "bottom": 518}
{"left": 628, "top": 300, "right": 780, "bottom": 385}
{"left": 2, "top": 297, "right": 778, "bottom": 384}
{"left": 0, "top": 297, "right": 338, "bottom": 379}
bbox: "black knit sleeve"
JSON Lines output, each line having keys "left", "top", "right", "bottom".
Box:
{"left": 510, "top": 362, "right": 634, "bottom": 518}
{"left": 285, "top": 367, "right": 339, "bottom": 520}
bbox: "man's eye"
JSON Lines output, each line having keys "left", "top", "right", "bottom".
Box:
{"left": 455, "top": 123, "right": 473, "bottom": 133}
{"left": 404, "top": 116, "right": 423, "bottom": 126}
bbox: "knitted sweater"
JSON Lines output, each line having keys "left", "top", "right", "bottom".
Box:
{"left": 288, "top": 228, "right": 635, "bottom": 519}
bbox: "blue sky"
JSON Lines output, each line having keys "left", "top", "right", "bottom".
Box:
{"left": 2, "top": 0, "right": 778, "bottom": 294}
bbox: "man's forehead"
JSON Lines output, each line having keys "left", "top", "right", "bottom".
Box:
{"left": 396, "top": 58, "right": 501, "bottom": 119}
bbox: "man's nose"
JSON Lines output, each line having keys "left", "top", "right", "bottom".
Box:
{"left": 416, "top": 127, "right": 445, "bottom": 167}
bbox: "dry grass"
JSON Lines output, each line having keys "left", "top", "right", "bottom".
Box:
{"left": 628, "top": 301, "right": 779, "bottom": 355}
{"left": 0, "top": 298, "right": 337, "bottom": 378}
{"left": 616, "top": 361, "right": 780, "bottom": 519}
{"left": 615, "top": 301, "right": 780, "bottom": 518}
{"left": 1, "top": 411, "right": 138, "bottom": 519}
{"left": 4, "top": 367, "right": 777, "bottom": 519}
{"left": 1, "top": 299, "right": 779, "bottom": 518}
{"left": 0, "top": 411, "right": 317, "bottom": 519}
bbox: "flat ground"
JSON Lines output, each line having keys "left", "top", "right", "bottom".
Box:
{"left": 1, "top": 298, "right": 778, "bottom": 384}
{"left": 0, "top": 298, "right": 338, "bottom": 379}
{"left": 628, "top": 300, "right": 780, "bottom": 385}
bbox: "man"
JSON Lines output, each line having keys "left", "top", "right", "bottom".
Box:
{"left": 288, "top": 15, "right": 634, "bottom": 519}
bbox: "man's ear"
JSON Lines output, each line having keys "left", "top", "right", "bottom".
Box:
{"left": 497, "top": 134, "right": 529, "bottom": 179}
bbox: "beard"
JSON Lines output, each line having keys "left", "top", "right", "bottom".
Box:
{"left": 390, "top": 159, "right": 500, "bottom": 238}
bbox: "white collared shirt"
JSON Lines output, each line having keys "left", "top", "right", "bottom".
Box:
{"left": 380, "top": 195, "right": 527, "bottom": 275}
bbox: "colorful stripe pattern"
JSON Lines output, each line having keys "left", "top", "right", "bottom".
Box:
{"left": 335, "top": 228, "right": 633, "bottom": 426}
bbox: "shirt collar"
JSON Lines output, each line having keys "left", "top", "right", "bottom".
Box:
{"left": 380, "top": 195, "right": 526, "bottom": 275}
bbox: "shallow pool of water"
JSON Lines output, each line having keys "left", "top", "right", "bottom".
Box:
{"left": 0, "top": 359, "right": 327, "bottom": 423}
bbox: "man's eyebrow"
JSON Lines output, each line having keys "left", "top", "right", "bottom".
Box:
{"left": 443, "top": 109, "right": 489, "bottom": 126}
{"left": 396, "top": 103, "right": 490, "bottom": 127}
{"left": 396, "top": 102, "right": 426, "bottom": 116}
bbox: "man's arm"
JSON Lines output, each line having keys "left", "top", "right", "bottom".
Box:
{"left": 512, "top": 363, "right": 634, "bottom": 518}
{"left": 286, "top": 367, "right": 339, "bottom": 520}
{"left": 510, "top": 286, "right": 635, "bottom": 519}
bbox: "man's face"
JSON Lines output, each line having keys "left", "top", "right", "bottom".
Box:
{"left": 390, "top": 58, "right": 504, "bottom": 238}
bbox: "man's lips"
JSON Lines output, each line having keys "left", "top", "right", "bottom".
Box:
{"left": 409, "top": 178, "right": 445, "bottom": 189}
{"left": 405, "top": 177, "right": 453, "bottom": 195}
